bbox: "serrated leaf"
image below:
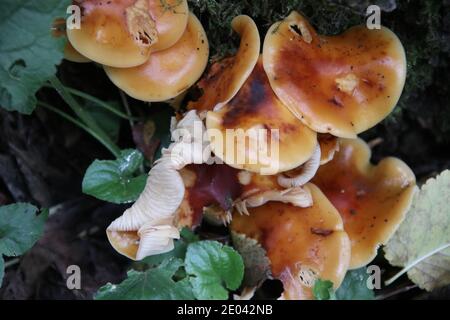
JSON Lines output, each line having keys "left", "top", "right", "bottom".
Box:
{"left": 95, "top": 258, "right": 194, "bottom": 300}
{"left": 335, "top": 268, "right": 374, "bottom": 300}
{"left": 313, "top": 279, "right": 336, "bottom": 300}
{"left": 82, "top": 149, "right": 147, "bottom": 204}
{"left": 185, "top": 240, "right": 244, "bottom": 300}
{"left": 384, "top": 170, "right": 450, "bottom": 291}
{"left": 0, "top": 0, "right": 70, "bottom": 113}
{"left": 231, "top": 231, "right": 271, "bottom": 287}
{"left": 0, "top": 204, "right": 48, "bottom": 257}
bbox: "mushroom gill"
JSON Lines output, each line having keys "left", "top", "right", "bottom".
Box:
{"left": 107, "top": 110, "right": 209, "bottom": 260}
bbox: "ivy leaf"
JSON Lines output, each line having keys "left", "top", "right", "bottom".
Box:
{"left": 0, "top": 203, "right": 48, "bottom": 287}
{"left": 185, "top": 240, "right": 244, "bottom": 300}
{"left": 335, "top": 268, "right": 375, "bottom": 300}
{"left": 0, "top": 0, "right": 70, "bottom": 113}
{"left": 313, "top": 279, "right": 336, "bottom": 300}
{"left": 231, "top": 231, "right": 271, "bottom": 287}
{"left": 82, "top": 149, "right": 147, "bottom": 204}
{"left": 0, "top": 203, "right": 48, "bottom": 257}
{"left": 384, "top": 170, "right": 450, "bottom": 291}
{"left": 95, "top": 258, "right": 194, "bottom": 300}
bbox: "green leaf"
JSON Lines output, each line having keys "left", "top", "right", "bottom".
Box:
{"left": 138, "top": 228, "right": 198, "bottom": 267}
{"left": 313, "top": 279, "right": 336, "bottom": 300}
{"left": 140, "top": 240, "right": 188, "bottom": 267}
{"left": 335, "top": 268, "right": 375, "bottom": 300}
{"left": 84, "top": 101, "right": 121, "bottom": 142}
{"left": 231, "top": 232, "right": 271, "bottom": 287}
{"left": 384, "top": 170, "right": 450, "bottom": 291}
{"left": 0, "top": 0, "right": 70, "bottom": 113}
{"left": 185, "top": 240, "right": 244, "bottom": 300}
{"left": 82, "top": 149, "right": 147, "bottom": 204}
{"left": 0, "top": 204, "right": 48, "bottom": 257}
{"left": 180, "top": 227, "right": 200, "bottom": 243}
{"left": 0, "top": 256, "right": 4, "bottom": 287}
{"left": 95, "top": 258, "right": 194, "bottom": 300}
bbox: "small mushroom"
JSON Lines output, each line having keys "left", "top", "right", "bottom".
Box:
{"left": 188, "top": 15, "right": 260, "bottom": 113}
{"left": 312, "top": 138, "right": 416, "bottom": 268}
{"left": 67, "top": 0, "right": 189, "bottom": 68}
{"left": 104, "top": 12, "right": 209, "bottom": 102}
{"left": 231, "top": 183, "right": 351, "bottom": 300}
{"left": 107, "top": 110, "right": 208, "bottom": 260}
{"left": 263, "top": 11, "right": 407, "bottom": 138}
{"left": 206, "top": 58, "right": 317, "bottom": 175}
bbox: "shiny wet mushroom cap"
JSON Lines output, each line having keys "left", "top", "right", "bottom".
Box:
{"left": 263, "top": 11, "right": 407, "bottom": 138}
{"left": 312, "top": 138, "right": 416, "bottom": 268}
{"left": 64, "top": 42, "right": 91, "bottom": 63}
{"left": 188, "top": 15, "right": 260, "bottom": 113}
{"left": 67, "top": 0, "right": 189, "bottom": 68}
{"left": 104, "top": 12, "right": 209, "bottom": 102}
{"left": 231, "top": 183, "right": 351, "bottom": 300}
{"left": 206, "top": 58, "right": 317, "bottom": 175}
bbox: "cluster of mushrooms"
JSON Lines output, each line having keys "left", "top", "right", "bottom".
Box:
{"left": 64, "top": 1, "right": 416, "bottom": 300}
{"left": 63, "top": 0, "right": 209, "bottom": 101}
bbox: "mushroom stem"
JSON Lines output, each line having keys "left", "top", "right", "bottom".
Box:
{"left": 235, "top": 186, "right": 313, "bottom": 215}
{"left": 277, "top": 144, "right": 321, "bottom": 188}
{"left": 107, "top": 110, "right": 209, "bottom": 259}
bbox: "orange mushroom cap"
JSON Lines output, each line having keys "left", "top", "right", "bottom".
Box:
{"left": 206, "top": 58, "right": 317, "bottom": 175}
{"left": 263, "top": 11, "right": 407, "bottom": 138}
{"left": 188, "top": 15, "right": 260, "bottom": 113}
{"left": 67, "top": 0, "right": 189, "bottom": 67}
{"left": 107, "top": 229, "right": 141, "bottom": 259}
{"left": 64, "top": 41, "right": 91, "bottom": 63}
{"left": 147, "top": 0, "right": 189, "bottom": 52}
{"left": 312, "top": 138, "right": 416, "bottom": 268}
{"left": 231, "top": 183, "right": 351, "bottom": 300}
{"left": 104, "top": 12, "right": 209, "bottom": 102}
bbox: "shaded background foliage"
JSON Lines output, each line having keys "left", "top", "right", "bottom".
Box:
{"left": 0, "top": 0, "right": 449, "bottom": 299}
